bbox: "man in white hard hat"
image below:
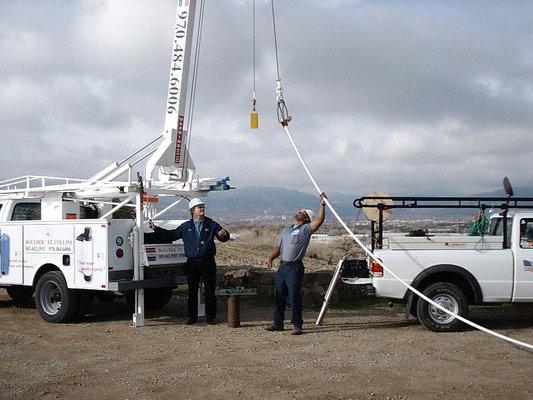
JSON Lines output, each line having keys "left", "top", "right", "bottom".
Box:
{"left": 265, "top": 193, "right": 327, "bottom": 335}
{"left": 149, "top": 198, "right": 229, "bottom": 325}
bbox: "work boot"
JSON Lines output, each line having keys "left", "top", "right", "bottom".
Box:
{"left": 186, "top": 318, "right": 197, "bottom": 325}
{"left": 264, "top": 324, "right": 284, "bottom": 332}
{"left": 292, "top": 326, "right": 303, "bottom": 335}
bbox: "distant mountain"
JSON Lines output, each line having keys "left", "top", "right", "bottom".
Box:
{"left": 156, "top": 186, "right": 533, "bottom": 221}
{"left": 475, "top": 186, "right": 533, "bottom": 197}
{"left": 158, "top": 186, "right": 357, "bottom": 219}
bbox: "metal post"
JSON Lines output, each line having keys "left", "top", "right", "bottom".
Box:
{"left": 378, "top": 205, "right": 384, "bottom": 249}
{"left": 370, "top": 221, "right": 375, "bottom": 252}
{"left": 502, "top": 206, "right": 508, "bottom": 249}
{"left": 132, "top": 188, "right": 145, "bottom": 327}
{"left": 197, "top": 284, "right": 206, "bottom": 317}
{"left": 316, "top": 259, "right": 344, "bottom": 325}
{"left": 227, "top": 296, "right": 240, "bottom": 328}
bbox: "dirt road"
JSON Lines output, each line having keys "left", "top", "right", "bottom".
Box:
{"left": 0, "top": 289, "right": 531, "bottom": 400}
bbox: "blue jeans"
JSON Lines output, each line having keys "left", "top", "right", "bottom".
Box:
{"left": 273, "top": 261, "right": 305, "bottom": 329}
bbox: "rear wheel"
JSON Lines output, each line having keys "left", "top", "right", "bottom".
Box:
{"left": 416, "top": 282, "right": 468, "bottom": 332}
{"left": 35, "top": 271, "right": 78, "bottom": 323}
{"left": 6, "top": 286, "right": 34, "bottom": 302}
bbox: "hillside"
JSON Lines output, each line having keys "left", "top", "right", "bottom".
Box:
{"left": 157, "top": 185, "right": 533, "bottom": 220}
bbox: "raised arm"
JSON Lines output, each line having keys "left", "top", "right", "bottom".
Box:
{"left": 310, "top": 193, "right": 327, "bottom": 233}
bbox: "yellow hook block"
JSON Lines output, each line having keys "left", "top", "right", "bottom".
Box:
{"left": 250, "top": 109, "right": 259, "bottom": 129}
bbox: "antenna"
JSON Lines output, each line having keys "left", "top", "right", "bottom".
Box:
{"left": 503, "top": 176, "right": 513, "bottom": 197}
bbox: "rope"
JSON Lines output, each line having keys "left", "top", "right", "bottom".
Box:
{"left": 183, "top": 0, "right": 206, "bottom": 175}
{"left": 270, "top": 0, "right": 291, "bottom": 126}
{"left": 469, "top": 211, "right": 491, "bottom": 252}
{"left": 468, "top": 212, "right": 490, "bottom": 236}
{"left": 281, "top": 124, "right": 533, "bottom": 351}
{"left": 252, "top": 0, "right": 256, "bottom": 100}
{"left": 270, "top": 0, "right": 281, "bottom": 81}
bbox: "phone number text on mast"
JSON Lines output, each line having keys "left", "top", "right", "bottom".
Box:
{"left": 166, "top": 9, "right": 189, "bottom": 116}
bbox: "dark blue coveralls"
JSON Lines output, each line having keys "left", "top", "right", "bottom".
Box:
{"left": 154, "top": 217, "right": 229, "bottom": 322}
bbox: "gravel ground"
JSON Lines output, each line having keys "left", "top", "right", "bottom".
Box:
{"left": 0, "top": 289, "right": 532, "bottom": 400}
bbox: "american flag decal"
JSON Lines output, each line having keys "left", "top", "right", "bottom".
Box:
{"left": 524, "top": 260, "right": 533, "bottom": 272}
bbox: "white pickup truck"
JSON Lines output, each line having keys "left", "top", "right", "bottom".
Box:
{"left": 364, "top": 210, "right": 533, "bottom": 332}
{"left": 0, "top": 196, "right": 187, "bottom": 323}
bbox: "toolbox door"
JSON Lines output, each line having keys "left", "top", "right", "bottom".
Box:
{"left": 0, "top": 225, "right": 23, "bottom": 285}
{"left": 74, "top": 224, "right": 108, "bottom": 290}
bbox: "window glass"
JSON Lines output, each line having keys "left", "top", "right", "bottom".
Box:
{"left": 488, "top": 217, "right": 512, "bottom": 239}
{"left": 11, "top": 203, "right": 41, "bottom": 221}
{"left": 520, "top": 219, "right": 533, "bottom": 249}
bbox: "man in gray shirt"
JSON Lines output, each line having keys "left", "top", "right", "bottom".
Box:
{"left": 265, "top": 193, "right": 327, "bottom": 335}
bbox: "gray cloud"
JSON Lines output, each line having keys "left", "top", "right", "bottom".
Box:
{"left": 1, "top": 0, "right": 532, "bottom": 199}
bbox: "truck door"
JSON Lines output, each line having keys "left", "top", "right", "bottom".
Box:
{"left": 513, "top": 218, "right": 533, "bottom": 301}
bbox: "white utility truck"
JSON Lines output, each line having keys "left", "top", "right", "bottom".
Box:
{"left": 0, "top": 192, "right": 190, "bottom": 323}
{"left": 342, "top": 187, "right": 533, "bottom": 332}
{"left": 0, "top": 0, "right": 229, "bottom": 326}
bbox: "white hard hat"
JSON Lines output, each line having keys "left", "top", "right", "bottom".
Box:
{"left": 189, "top": 198, "right": 205, "bottom": 210}
{"left": 304, "top": 209, "right": 315, "bottom": 221}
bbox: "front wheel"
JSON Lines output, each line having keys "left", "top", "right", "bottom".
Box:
{"left": 416, "top": 282, "right": 468, "bottom": 332}
{"left": 35, "top": 271, "right": 78, "bottom": 323}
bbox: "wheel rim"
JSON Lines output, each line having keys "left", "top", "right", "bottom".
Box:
{"left": 40, "top": 281, "right": 62, "bottom": 315}
{"left": 428, "top": 294, "right": 458, "bottom": 324}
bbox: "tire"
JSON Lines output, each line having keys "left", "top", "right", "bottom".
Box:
{"left": 34, "top": 271, "right": 78, "bottom": 323}
{"left": 416, "top": 282, "right": 468, "bottom": 332}
{"left": 6, "top": 285, "right": 34, "bottom": 302}
{"left": 124, "top": 287, "right": 174, "bottom": 312}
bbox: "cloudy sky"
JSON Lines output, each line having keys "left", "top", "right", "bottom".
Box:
{"left": 1, "top": 0, "right": 532, "bottom": 196}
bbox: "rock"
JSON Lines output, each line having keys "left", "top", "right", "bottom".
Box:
{"left": 315, "top": 270, "right": 333, "bottom": 285}
{"left": 303, "top": 272, "right": 317, "bottom": 285}
{"left": 259, "top": 270, "right": 275, "bottom": 284}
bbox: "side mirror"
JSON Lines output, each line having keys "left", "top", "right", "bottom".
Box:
{"left": 503, "top": 177, "right": 513, "bottom": 197}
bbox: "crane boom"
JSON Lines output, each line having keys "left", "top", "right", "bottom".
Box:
{"left": 146, "top": 0, "right": 197, "bottom": 183}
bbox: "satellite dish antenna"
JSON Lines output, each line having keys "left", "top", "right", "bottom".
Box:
{"left": 503, "top": 177, "right": 513, "bottom": 197}
{"left": 361, "top": 192, "right": 393, "bottom": 222}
